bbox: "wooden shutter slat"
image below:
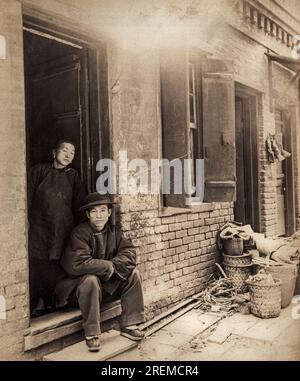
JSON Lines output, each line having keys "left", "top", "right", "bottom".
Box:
{"left": 160, "top": 48, "right": 189, "bottom": 207}
{"left": 202, "top": 59, "right": 236, "bottom": 202}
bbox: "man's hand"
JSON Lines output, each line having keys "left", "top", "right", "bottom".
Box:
{"left": 102, "top": 261, "right": 115, "bottom": 282}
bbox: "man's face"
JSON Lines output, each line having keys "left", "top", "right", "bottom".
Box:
{"left": 87, "top": 204, "right": 111, "bottom": 231}
{"left": 53, "top": 142, "right": 75, "bottom": 169}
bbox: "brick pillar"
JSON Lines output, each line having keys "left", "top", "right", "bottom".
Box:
{"left": 0, "top": 0, "right": 29, "bottom": 359}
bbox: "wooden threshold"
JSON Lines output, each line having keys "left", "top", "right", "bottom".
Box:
{"left": 24, "top": 301, "right": 121, "bottom": 351}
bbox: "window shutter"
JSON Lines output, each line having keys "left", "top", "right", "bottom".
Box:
{"left": 202, "top": 59, "right": 236, "bottom": 202}
{"left": 160, "top": 48, "right": 189, "bottom": 207}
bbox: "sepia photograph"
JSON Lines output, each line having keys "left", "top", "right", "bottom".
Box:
{"left": 0, "top": 0, "right": 300, "bottom": 367}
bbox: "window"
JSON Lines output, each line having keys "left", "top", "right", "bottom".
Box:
{"left": 160, "top": 48, "right": 236, "bottom": 207}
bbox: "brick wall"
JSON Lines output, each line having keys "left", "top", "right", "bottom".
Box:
{"left": 119, "top": 195, "right": 234, "bottom": 319}
{"left": 0, "top": 0, "right": 29, "bottom": 360}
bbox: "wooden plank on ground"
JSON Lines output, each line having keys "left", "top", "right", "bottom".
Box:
{"left": 25, "top": 320, "right": 83, "bottom": 351}
{"left": 29, "top": 301, "right": 121, "bottom": 336}
{"left": 43, "top": 330, "right": 137, "bottom": 361}
{"left": 29, "top": 309, "right": 82, "bottom": 336}
{"left": 25, "top": 303, "right": 122, "bottom": 351}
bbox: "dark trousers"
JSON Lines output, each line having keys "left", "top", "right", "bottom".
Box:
{"left": 29, "top": 258, "right": 66, "bottom": 312}
{"left": 69, "top": 268, "right": 145, "bottom": 337}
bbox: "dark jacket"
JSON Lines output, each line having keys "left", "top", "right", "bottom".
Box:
{"left": 28, "top": 163, "right": 86, "bottom": 260}
{"left": 55, "top": 221, "right": 136, "bottom": 307}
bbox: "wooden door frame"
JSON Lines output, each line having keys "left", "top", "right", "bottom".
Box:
{"left": 235, "top": 83, "right": 260, "bottom": 232}
{"left": 276, "top": 107, "right": 296, "bottom": 236}
{"left": 23, "top": 14, "right": 110, "bottom": 192}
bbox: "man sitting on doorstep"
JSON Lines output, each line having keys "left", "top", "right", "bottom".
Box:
{"left": 55, "top": 192, "right": 145, "bottom": 352}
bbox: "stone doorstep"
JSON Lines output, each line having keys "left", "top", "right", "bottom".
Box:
{"left": 24, "top": 301, "right": 121, "bottom": 351}
{"left": 43, "top": 329, "right": 138, "bottom": 361}
{"left": 42, "top": 308, "right": 226, "bottom": 361}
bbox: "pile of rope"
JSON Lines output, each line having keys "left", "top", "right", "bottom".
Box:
{"left": 194, "top": 264, "right": 250, "bottom": 313}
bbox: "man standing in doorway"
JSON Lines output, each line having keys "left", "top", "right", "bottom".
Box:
{"left": 56, "top": 192, "right": 145, "bottom": 352}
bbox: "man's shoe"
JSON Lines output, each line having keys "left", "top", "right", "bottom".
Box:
{"left": 120, "top": 326, "right": 145, "bottom": 341}
{"left": 85, "top": 335, "right": 101, "bottom": 352}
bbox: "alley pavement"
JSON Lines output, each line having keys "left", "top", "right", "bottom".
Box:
{"left": 111, "top": 296, "right": 300, "bottom": 361}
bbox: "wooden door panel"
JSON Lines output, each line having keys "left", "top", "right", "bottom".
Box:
{"left": 202, "top": 60, "right": 236, "bottom": 203}
{"left": 28, "top": 57, "right": 85, "bottom": 180}
{"left": 234, "top": 98, "right": 246, "bottom": 223}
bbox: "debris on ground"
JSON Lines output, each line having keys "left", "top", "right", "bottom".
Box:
{"left": 193, "top": 273, "right": 250, "bottom": 313}
{"left": 188, "top": 336, "right": 207, "bottom": 352}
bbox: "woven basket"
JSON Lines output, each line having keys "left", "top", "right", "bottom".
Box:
{"left": 223, "top": 238, "right": 244, "bottom": 256}
{"left": 246, "top": 278, "right": 282, "bottom": 318}
{"left": 223, "top": 252, "right": 252, "bottom": 266}
{"left": 223, "top": 263, "right": 252, "bottom": 293}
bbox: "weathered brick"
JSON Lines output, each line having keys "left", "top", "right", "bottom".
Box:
{"left": 193, "top": 219, "right": 205, "bottom": 227}
{"left": 148, "top": 251, "right": 163, "bottom": 261}
{"left": 183, "top": 236, "right": 195, "bottom": 245}
{"left": 210, "top": 210, "right": 220, "bottom": 217}
{"left": 170, "top": 269, "right": 183, "bottom": 279}
{"left": 149, "top": 268, "right": 163, "bottom": 278}
{"left": 182, "top": 221, "right": 194, "bottom": 229}
{"left": 195, "top": 234, "right": 205, "bottom": 242}
{"left": 162, "top": 248, "right": 176, "bottom": 257}
{"left": 189, "top": 257, "right": 201, "bottom": 266}
{"left": 182, "top": 266, "right": 196, "bottom": 275}
{"left": 176, "top": 245, "right": 188, "bottom": 254}
{"left": 199, "top": 212, "right": 210, "bottom": 219}
{"left": 200, "top": 239, "right": 210, "bottom": 248}
{"left": 175, "top": 214, "right": 188, "bottom": 223}
{"left": 199, "top": 226, "right": 209, "bottom": 233}
{"left": 161, "top": 232, "right": 176, "bottom": 241}
{"left": 188, "top": 213, "right": 199, "bottom": 221}
{"left": 188, "top": 242, "right": 200, "bottom": 250}
{"left": 165, "top": 264, "right": 176, "bottom": 273}
{"left": 188, "top": 227, "right": 199, "bottom": 235}
{"left": 175, "top": 229, "right": 188, "bottom": 238}
{"left": 169, "top": 239, "right": 183, "bottom": 248}
{"left": 176, "top": 259, "right": 189, "bottom": 270}
{"left": 210, "top": 224, "right": 219, "bottom": 231}
{"left": 155, "top": 241, "right": 169, "bottom": 251}
{"left": 150, "top": 259, "right": 166, "bottom": 270}
{"left": 154, "top": 225, "right": 169, "bottom": 234}
{"left": 165, "top": 257, "right": 173, "bottom": 265}
{"left": 169, "top": 223, "right": 182, "bottom": 232}
{"left": 5, "top": 283, "right": 27, "bottom": 298}
{"left": 161, "top": 216, "right": 175, "bottom": 224}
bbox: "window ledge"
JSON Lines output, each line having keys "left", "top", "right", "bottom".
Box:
{"left": 159, "top": 203, "right": 216, "bottom": 217}
{"left": 24, "top": 301, "right": 121, "bottom": 351}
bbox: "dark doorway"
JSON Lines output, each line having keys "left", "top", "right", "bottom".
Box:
{"left": 23, "top": 24, "right": 109, "bottom": 319}
{"left": 24, "top": 29, "right": 91, "bottom": 186}
{"left": 234, "top": 86, "right": 260, "bottom": 232}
